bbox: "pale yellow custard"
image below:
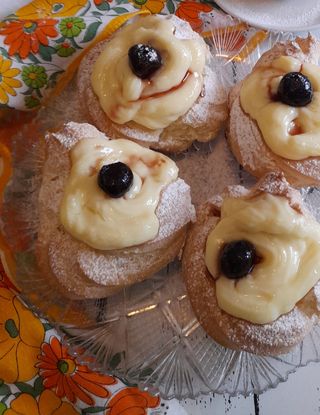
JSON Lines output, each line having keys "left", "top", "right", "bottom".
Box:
{"left": 240, "top": 56, "right": 320, "bottom": 160}
{"left": 205, "top": 194, "right": 320, "bottom": 324}
{"left": 91, "top": 15, "right": 206, "bottom": 130}
{"left": 60, "top": 137, "right": 178, "bottom": 250}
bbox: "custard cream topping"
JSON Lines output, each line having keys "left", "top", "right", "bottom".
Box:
{"left": 60, "top": 137, "right": 178, "bottom": 250}
{"left": 91, "top": 15, "right": 206, "bottom": 130}
{"left": 240, "top": 56, "right": 320, "bottom": 160}
{"left": 205, "top": 194, "right": 320, "bottom": 324}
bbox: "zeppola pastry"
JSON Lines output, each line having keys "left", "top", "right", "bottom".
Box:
{"left": 228, "top": 36, "right": 320, "bottom": 187}
{"left": 183, "top": 172, "right": 320, "bottom": 355}
{"left": 77, "top": 14, "right": 227, "bottom": 153}
{"left": 37, "top": 122, "right": 195, "bottom": 299}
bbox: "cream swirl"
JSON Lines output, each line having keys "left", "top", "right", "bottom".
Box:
{"left": 91, "top": 15, "right": 206, "bottom": 130}
{"left": 205, "top": 194, "right": 320, "bottom": 324}
{"left": 60, "top": 137, "right": 178, "bottom": 250}
{"left": 240, "top": 56, "right": 320, "bottom": 160}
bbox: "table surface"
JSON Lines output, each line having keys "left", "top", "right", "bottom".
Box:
{"left": 180, "top": 363, "right": 320, "bottom": 414}
{"left": 1, "top": 2, "right": 320, "bottom": 414}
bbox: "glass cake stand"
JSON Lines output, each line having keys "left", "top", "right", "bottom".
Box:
{"left": 2, "top": 12, "right": 320, "bottom": 399}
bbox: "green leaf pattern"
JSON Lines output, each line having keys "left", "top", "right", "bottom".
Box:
{"left": 0, "top": 313, "right": 161, "bottom": 414}
{"left": 82, "top": 21, "right": 102, "bottom": 42}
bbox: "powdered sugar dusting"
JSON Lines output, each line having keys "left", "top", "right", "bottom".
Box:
{"left": 39, "top": 122, "right": 194, "bottom": 294}
{"left": 77, "top": 15, "right": 227, "bottom": 151}
{"left": 233, "top": 307, "right": 317, "bottom": 351}
{"left": 48, "top": 229, "right": 112, "bottom": 298}
{"left": 179, "top": 63, "right": 226, "bottom": 128}
{"left": 229, "top": 96, "right": 274, "bottom": 171}
{"left": 183, "top": 200, "right": 320, "bottom": 355}
{"left": 230, "top": 95, "right": 320, "bottom": 186}
{"left": 229, "top": 37, "right": 320, "bottom": 187}
{"left": 314, "top": 282, "right": 320, "bottom": 311}
{"left": 167, "top": 15, "right": 200, "bottom": 40}
{"left": 154, "top": 179, "right": 195, "bottom": 242}
{"left": 52, "top": 121, "right": 107, "bottom": 149}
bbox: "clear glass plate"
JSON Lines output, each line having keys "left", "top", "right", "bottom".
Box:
{"left": 2, "top": 12, "right": 320, "bottom": 399}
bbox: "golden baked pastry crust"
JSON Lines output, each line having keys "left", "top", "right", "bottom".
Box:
{"left": 228, "top": 35, "right": 320, "bottom": 188}
{"left": 37, "top": 122, "right": 195, "bottom": 299}
{"left": 77, "top": 15, "right": 227, "bottom": 153}
{"left": 182, "top": 173, "right": 320, "bottom": 355}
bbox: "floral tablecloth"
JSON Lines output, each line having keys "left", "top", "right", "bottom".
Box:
{"left": 0, "top": 0, "right": 219, "bottom": 111}
{"left": 0, "top": 0, "right": 267, "bottom": 413}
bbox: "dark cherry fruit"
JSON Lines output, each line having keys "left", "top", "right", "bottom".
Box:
{"left": 278, "top": 72, "right": 313, "bottom": 107}
{"left": 219, "top": 240, "right": 256, "bottom": 280}
{"left": 98, "top": 162, "right": 133, "bottom": 198}
{"left": 128, "top": 44, "right": 162, "bottom": 79}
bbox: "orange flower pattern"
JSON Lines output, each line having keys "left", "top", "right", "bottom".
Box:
{"left": 0, "top": 247, "right": 162, "bottom": 413}
{"left": 6, "top": 390, "right": 80, "bottom": 415}
{"left": 0, "top": 19, "right": 58, "bottom": 59}
{"left": 131, "top": 0, "right": 165, "bottom": 14}
{"left": 37, "top": 337, "right": 116, "bottom": 405}
{"left": 0, "top": 264, "right": 161, "bottom": 414}
{"left": 175, "top": 1, "right": 213, "bottom": 31}
{"left": 0, "top": 288, "right": 44, "bottom": 383}
{"left": 94, "top": 0, "right": 113, "bottom": 6}
{"left": 0, "top": 56, "right": 21, "bottom": 105}
{"left": 16, "top": 0, "right": 88, "bottom": 19}
{"left": 106, "top": 387, "right": 160, "bottom": 415}
{"left": 0, "top": 0, "right": 222, "bottom": 110}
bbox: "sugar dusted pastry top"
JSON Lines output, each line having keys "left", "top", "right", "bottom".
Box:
{"left": 227, "top": 36, "right": 320, "bottom": 187}
{"left": 91, "top": 15, "right": 207, "bottom": 130}
{"left": 51, "top": 123, "right": 195, "bottom": 247}
{"left": 205, "top": 173, "right": 320, "bottom": 324}
{"left": 240, "top": 55, "right": 320, "bottom": 160}
{"left": 38, "top": 122, "right": 195, "bottom": 295}
{"left": 60, "top": 137, "right": 178, "bottom": 250}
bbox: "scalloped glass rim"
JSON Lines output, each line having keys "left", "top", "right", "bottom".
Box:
{"left": 2, "top": 13, "right": 320, "bottom": 400}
